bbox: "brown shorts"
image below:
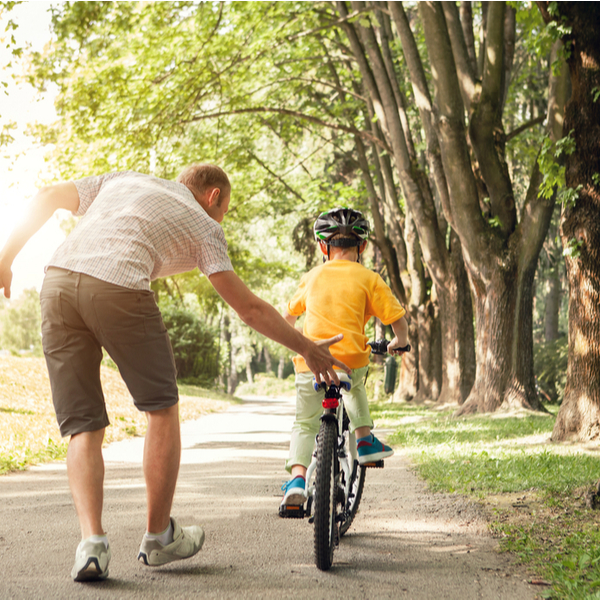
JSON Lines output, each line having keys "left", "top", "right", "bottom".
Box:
{"left": 40, "top": 268, "right": 178, "bottom": 437}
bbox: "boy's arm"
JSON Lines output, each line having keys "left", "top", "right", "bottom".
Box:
{"left": 0, "top": 182, "right": 80, "bottom": 298}
{"left": 209, "top": 270, "right": 349, "bottom": 384}
{"left": 388, "top": 315, "right": 409, "bottom": 354}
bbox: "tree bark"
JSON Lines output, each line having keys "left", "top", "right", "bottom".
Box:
{"left": 395, "top": 305, "right": 419, "bottom": 402}
{"left": 277, "top": 356, "right": 286, "bottom": 380}
{"left": 263, "top": 345, "right": 273, "bottom": 374}
{"left": 544, "top": 267, "right": 561, "bottom": 342}
{"left": 245, "top": 357, "right": 254, "bottom": 385}
{"left": 538, "top": 2, "right": 600, "bottom": 441}
{"left": 413, "top": 298, "right": 442, "bottom": 403}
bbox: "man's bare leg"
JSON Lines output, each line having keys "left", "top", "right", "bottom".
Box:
{"left": 67, "top": 429, "right": 106, "bottom": 538}
{"left": 144, "top": 404, "right": 181, "bottom": 533}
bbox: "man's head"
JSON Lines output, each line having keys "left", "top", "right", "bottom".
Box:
{"left": 177, "top": 163, "right": 231, "bottom": 223}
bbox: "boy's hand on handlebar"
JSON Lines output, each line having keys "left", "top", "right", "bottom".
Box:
{"left": 306, "top": 334, "right": 351, "bottom": 385}
{"left": 387, "top": 336, "right": 411, "bottom": 355}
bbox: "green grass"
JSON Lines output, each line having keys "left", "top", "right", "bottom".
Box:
{"left": 494, "top": 510, "right": 600, "bottom": 599}
{"left": 0, "top": 436, "right": 67, "bottom": 475}
{"left": 370, "top": 399, "right": 600, "bottom": 599}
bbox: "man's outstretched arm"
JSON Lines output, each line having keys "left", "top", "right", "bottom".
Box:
{"left": 209, "top": 270, "right": 349, "bottom": 385}
{"left": 0, "top": 182, "right": 79, "bottom": 298}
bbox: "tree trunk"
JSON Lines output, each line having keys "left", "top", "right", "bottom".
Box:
{"left": 263, "top": 346, "right": 273, "bottom": 374}
{"left": 543, "top": 217, "right": 562, "bottom": 341}
{"left": 394, "top": 305, "right": 418, "bottom": 402}
{"left": 537, "top": 2, "right": 600, "bottom": 442}
{"left": 245, "top": 357, "right": 254, "bottom": 385}
{"left": 437, "top": 232, "right": 476, "bottom": 405}
{"left": 227, "top": 357, "right": 238, "bottom": 396}
{"left": 277, "top": 356, "right": 286, "bottom": 380}
{"left": 544, "top": 267, "right": 561, "bottom": 341}
{"left": 413, "top": 299, "right": 442, "bottom": 403}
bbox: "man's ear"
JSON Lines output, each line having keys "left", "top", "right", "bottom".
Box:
{"left": 206, "top": 187, "right": 221, "bottom": 207}
{"left": 359, "top": 240, "right": 368, "bottom": 254}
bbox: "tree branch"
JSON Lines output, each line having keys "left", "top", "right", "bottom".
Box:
{"left": 459, "top": 1, "right": 478, "bottom": 79}
{"left": 248, "top": 151, "right": 307, "bottom": 204}
{"left": 441, "top": 1, "right": 477, "bottom": 111}
{"left": 418, "top": 1, "right": 488, "bottom": 261}
{"left": 182, "top": 106, "right": 391, "bottom": 152}
{"left": 480, "top": 2, "right": 505, "bottom": 113}
{"left": 505, "top": 115, "right": 545, "bottom": 142}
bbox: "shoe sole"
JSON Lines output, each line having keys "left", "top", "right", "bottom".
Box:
{"left": 282, "top": 492, "right": 306, "bottom": 506}
{"left": 358, "top": 450, "right": 394, "bottom": 465}
{"left": 72, "top": 557, "right": 109, "bottom": 582}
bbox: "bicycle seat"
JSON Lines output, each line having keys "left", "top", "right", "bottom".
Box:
{"left": 313, "top": 372, "right": 352, "bottom": 392}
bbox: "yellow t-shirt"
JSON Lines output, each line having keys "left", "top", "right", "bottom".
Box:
{"left": 287, "top": 260, "right": 406, "bottom": 372}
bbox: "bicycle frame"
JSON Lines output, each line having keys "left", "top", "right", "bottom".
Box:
{"left": 304, "top": 378, "right": 355, "bottom": 519}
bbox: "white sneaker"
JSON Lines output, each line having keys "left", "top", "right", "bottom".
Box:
{"left": 71, "top": 537, "right": 111, "bottom": 582}
{"left": 137, "top": 517, "right": 205, "bottom": 567}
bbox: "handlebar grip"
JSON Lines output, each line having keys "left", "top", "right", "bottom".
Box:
{"left": 393, "top": 344, "right": 411, "bottom": 353}
{"left": 368, "top": 339, "right": 389, "bottom": 355}
{"left": 367, "top": 340, "right": 411, "bottom": 355}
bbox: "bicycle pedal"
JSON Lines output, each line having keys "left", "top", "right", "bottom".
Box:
{"left": 362, "top": 459, "right": 385, "bottom": 468}
{"left": 279, "top": 504, "right": 305, "bottom": 519}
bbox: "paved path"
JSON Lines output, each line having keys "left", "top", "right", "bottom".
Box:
{"left": 0, "top": 396, "right": 535, "bottom": 599}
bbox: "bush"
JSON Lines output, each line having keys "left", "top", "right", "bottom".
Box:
{"left": 534, "top": 336, "right": 568, "bottom": 404}
{"left": 160, "top": 304, "right": 219, "bottom": 385}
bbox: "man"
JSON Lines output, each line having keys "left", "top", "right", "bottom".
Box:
{"left": 0, "top": 164, "right": 348, "bottom": 581}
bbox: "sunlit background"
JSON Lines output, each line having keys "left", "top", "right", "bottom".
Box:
{"left": 0, "top": 2, "right": 65, "bottom": 300}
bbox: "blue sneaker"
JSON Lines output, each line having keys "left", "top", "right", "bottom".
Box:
{"left": 280, "top": 476, "right": 307, "bottom": 506}
{"left": 357, "top": 434, "right": 394, "bottom": 465}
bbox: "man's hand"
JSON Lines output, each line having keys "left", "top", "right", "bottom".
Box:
{"left": 304, "top": 334, "right": 350, "bottom": 386}
{"left": 0, "top": 262, "right": 13, "bottom": 299}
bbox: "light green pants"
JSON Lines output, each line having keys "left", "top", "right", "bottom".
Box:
{"left": 286, "top": 366, "right": 372, "bottom": 472}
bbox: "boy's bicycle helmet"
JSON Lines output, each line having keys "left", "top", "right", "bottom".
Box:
{"left": 313, "top": 207, "right": 370, "bottom": 248}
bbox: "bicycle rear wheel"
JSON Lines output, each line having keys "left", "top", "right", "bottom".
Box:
{"left": 339, "top": 459, "right": 366, "bottom": 536}
{"left": 313, "top": 419, "right": 338, "bottom": 571}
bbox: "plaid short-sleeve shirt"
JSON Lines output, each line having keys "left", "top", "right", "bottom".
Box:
{"left": 47, "top": 171, "right": 233, "bottom": 290}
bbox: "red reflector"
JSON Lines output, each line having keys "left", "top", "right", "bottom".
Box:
{"left": 322, "top": 398, "right": 339, "bottom": 409}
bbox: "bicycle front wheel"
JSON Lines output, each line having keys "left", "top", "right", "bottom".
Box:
{"left": 313, "top": 419, "right": 338, "bottom": 571}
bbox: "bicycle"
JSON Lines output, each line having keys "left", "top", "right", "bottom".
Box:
{"left": 279, "top": 339, "right": 410, "bottom": 571}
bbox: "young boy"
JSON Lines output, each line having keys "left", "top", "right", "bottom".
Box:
{"left": 281, "top": 207, "right": 409, "bottom": 507}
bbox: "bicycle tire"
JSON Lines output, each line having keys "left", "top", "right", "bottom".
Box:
{"left": 339, "top": 459, "right": 366, "bottom": 536}
{"left": 313, "top": 419, "right": 338, "bottom": 571}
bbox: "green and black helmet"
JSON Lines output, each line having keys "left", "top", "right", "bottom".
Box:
{"left": 313, "top": 207, "right": 370, "bottom": 248}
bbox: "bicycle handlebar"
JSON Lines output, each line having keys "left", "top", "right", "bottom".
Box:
{"left": 368, "top": 339, "right": 411, "bottom": 355}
